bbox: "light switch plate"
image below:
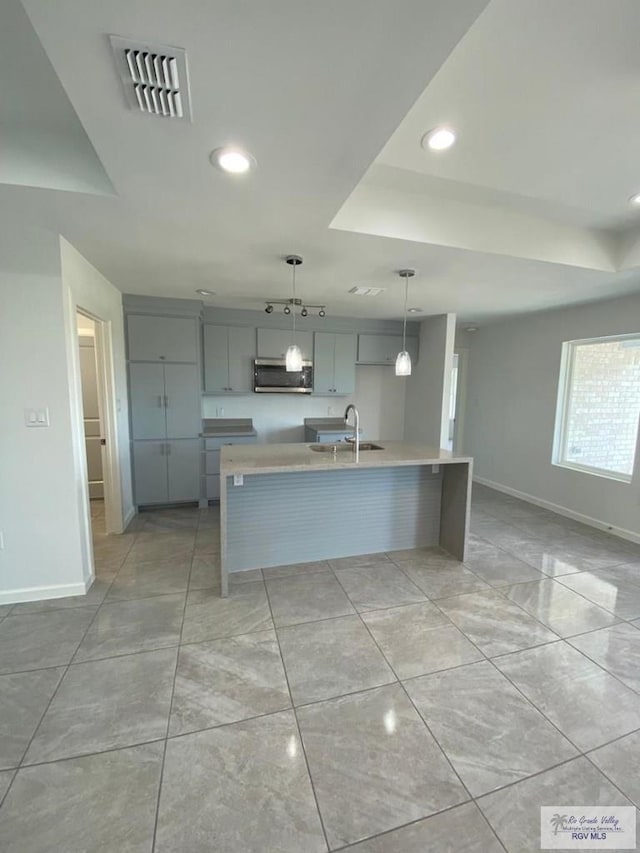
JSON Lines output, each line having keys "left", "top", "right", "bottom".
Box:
{"left": 24, "top": 407, "right": 50, "bottom": 427}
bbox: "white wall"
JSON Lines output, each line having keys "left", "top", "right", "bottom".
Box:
{"left": 404, "top": 314, "right": 456, "bottom": 446}
{"left": 202, "top": 365, "right": 406, "bottom": 442}
{"left": 0, "top": 225, "right": 87, "bottom": 603}
{"left": 61, "top": 239, "right": 133, "bottom": 533}
{"left": 465, "top": 291, "right": 640, "bottom": 540}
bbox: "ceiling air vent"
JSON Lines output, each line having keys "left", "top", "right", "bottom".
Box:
{"left": 349, "top": 286, "right": 385, "bottom": 296}
{"left": 109, "top": 35, "right": 191, "bottom": 120}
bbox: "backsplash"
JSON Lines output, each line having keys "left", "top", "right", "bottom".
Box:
{"left": 201, "top": 365, "right": 406, "bottom": 442}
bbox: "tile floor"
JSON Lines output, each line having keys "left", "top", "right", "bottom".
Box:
{"left": 1, "top": 487, "right": 640, "bottom": 850}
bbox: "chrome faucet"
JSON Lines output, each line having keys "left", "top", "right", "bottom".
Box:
{"left": 344, "top": 404, "right": 360, "bottom": 462}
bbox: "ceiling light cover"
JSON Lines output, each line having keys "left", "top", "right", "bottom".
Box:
{"left": 285, "top": 344, "right": 303, "bottom": 372}
{"left": 422, "top": 126, "right": 456, "bottom": 151}
{"left": 196, "top": 289, "right": 215, "bottom": 296}
{"left": 285, "top": 255, "right": 303, "bottom": 371}
{"left": 629, "top": 193, "right": 640, "bottom": 207}
{"left": 395, "top": 351, "right": 412, "bottom": 376}
{"left": 395, "top": 269, "right": 414, "bottom": 377}
{"left": 211, "top": 147, "right": 255, "bottom": 174}
{"left": 109, "top": 36, "right": 191, "bottom": 120}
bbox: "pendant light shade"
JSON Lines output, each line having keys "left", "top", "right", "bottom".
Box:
{"left": 285, "top": 343, "right": 303, "bottom": 372}
{"left": 395, "top": 269, "right": 415, "bottom": 377}
{"left": 395, "top": 350, "right": 411, "bottom": 375}
{"left": 285, "top": 254, "right": 303, "bottom": 372}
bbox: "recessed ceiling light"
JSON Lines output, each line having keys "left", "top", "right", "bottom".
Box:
{"left": 407, "top": 307, "right": 423, "bottom": 313}
{"left": 210, "top": 146, "right": 256, "bottom": 174}
{"left": 422, "top": 126, "right": 456, "bottom": 152}
{"left": 196, "top": 289, "right": 215, "bottom": 297}
{"left": 466, "top": 326, "right": 478, "bottom": 332}
{"left": 629, "top": 193, "right": 640, "bottom": 207}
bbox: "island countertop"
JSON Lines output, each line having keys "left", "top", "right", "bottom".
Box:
{"left": 220, "top": 441, "right": 472, "bottom": 476}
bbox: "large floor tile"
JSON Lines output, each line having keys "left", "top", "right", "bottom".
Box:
{"left": 265, "top": 572, "right": 354, "bottom": 627}
{"left": 437, "top": 589, "right": 558, "bottom": 656}
{"left": 10, "top": 577, "right": 114, "bottom": 615}
{"left": 397, "top": 560, "right": 491, "bottom": 600}
{"left": 182, "top": 582, "right": 272, "bottom": 643}
{"left": 74, "top": 593, "right": 185, "bottom": 661}
{"left": 169, "top": 630, "right": 290, "bottom": 735}
{"left": 107, "top": 559, "right": 191, "bottom": 601}
{"left": 0, "top": 609, "right": 96, "bottom": 674}
{"left": 126, "top": 531, "right": 195, "bottom": 565}
{"left": 0, "top": 770, "right": 13, "bottom": 803}
{"left": 464, "top": 540, "right": 544, "bottom": 587}
{"left": 333, "top": 563, "right": 427, "bottom": 612}
{"left": 139, "top": 508, "right": 199, "bottom": 532}
{"left": 343, "top": 802, "right": 504, "bottom": 852}
{"left": 405, "top": 660, "right": 577, "bottom": 796}
{"left": 24, "top": 649, "right": 176, "bottom": 764}
{"left": 589, "top": 730, "right": 640, "bottom": 806}
{"left": 494, "top": 641, "right": 640, "bottom": 750}
{"left": 278, "top": 615, "right": 395, "bottom": 705}
{"left": 362, "top": 602, "right": 482, "bottom": 679}
{"left": 0, "top": 742, "right": 163, "bottom": 853}
{"left": 502, "top": 578, "right": 619, "bottom": 637}
{"left": 569, "top": 622, "right": 640, "bottom": 693}
{"left": 188, "top": 555, "right": 221, "bottom": 590}
{"left": 262, "top": 560, "right": 330, "bottom": 579}
{"left": 558, "top": 563, "right": 640, "bottom": 620}
{"left": 478, "top": 757, "right": 634, "bottom": 853}
{"left": 155, "top": 711, "right": 326, "bottom": 853}
{"left": 508, "top": 540, "right": 610, "bottom": 576}
{"left": 0, "top": 668, "right": 64, "bottom": 770}
{"left": 297, "top": 683, "right": 466, "bottom": 849}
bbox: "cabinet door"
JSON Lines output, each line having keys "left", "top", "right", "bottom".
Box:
{"left": 357, "top": 334, "right": 403, "bottom": 364}
{"left": 128, "top": 315, "right": 198, "bottom": 362}
{"left": 203, "top": 325, "right": 230, "bottom": 392}
{"left": 129, "top": 363, "right": 167, "bottom": 439}
{"left": 313, "top": 332, "right": 335, "bottom": 394}
{"left": 167, "top": 439, "right": 201, "bottom": 502}
{"left": 133, "top": 441, "right": 168, "bottom": 505}
{"left": 332, "top": 333, "right": 357, "bottom": 394}
{"left": 228, "top": 326, "right": 256, "bottom": 392}
{"left": 257, "top": 328, "right": 313, "bottom": 361}
{"left": 164, "top": 363, "right": 201, "bottom": 438}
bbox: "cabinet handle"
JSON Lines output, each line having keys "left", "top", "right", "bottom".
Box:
{"left": 160, "top": 443, "right": 164, "bottom": 456}
{"left": 157, "top": 395, "right": 163, "bottom": 408}
{"left": 166, "top": 442, "right": 171, "bottom": 455}
{"left": 164, "top": 394, "right": 168, "bottom": 408}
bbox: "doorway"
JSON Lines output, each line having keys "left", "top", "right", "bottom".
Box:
{"left": 448, "top": 349, "right": 468, "bottom": 452}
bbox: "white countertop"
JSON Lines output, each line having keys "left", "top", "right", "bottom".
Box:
{"left": 220, "top": 441, "right": 472, "bottom": 476}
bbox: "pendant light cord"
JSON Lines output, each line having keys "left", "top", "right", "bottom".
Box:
{"left": 402, "top": 272, "right": 408, "bottom": 351}
{"left": 292, "top": 262, "right": 296, "bottom": 343}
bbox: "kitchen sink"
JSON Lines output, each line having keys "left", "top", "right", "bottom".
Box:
{"left": 309, "top": 443, "right": 384, "bottom": 452}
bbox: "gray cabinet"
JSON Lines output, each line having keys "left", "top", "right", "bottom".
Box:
{"left": 257, "top": 328, "right": 313, "bottom": 361}
{"left": 203, "top": 435, "right": 257, "bottom": 501}
{"left": 357, "top": 333, "right": 418, "bottom": 365}
{"left": 127, "top": 315, "right": 198, "bottom": 363}
{"left": 203, "top": 325, "right": 255, "bottom": 393}
{"left": 133, "top": 440, "right": 201, "bottom": 505}
{"left": 314, "top": 332, "right": 356, "bottom": 394}
{"left": 129, "top": 363, "right": 200, "bottom": 439}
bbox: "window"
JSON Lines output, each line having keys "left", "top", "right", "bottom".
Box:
{"left": 554, "top": 334, "right": 640, "bottom": 482}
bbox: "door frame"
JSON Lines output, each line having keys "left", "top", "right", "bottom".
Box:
{"left": 453, "top": 347, "right": 469, "bottom": 452}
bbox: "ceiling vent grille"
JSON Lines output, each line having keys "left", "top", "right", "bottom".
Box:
{"left": 109, "top": 35, "right": 191, "bottom": 120}
{"left": 349, "top": 286, "right": 385, "bottom": 296}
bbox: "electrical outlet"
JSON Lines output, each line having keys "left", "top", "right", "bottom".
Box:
{"left": 217, "top": 407, "right": 225, "bottom": 417}
{"left": 233, "top": 474, "right": 243, "bottom": 486}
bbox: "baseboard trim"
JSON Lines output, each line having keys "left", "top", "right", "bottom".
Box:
{"left": 0, "top": 581, "right": 90, "bottom": 606}
{"left": 473, "top": 475, "right": 640, "bottom": 546}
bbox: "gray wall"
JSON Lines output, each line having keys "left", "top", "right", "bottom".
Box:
{"left": 464, "top": 291, "right": 640, "bottom": 539}
{"left": 404, "top": 314, "right": 456, "bottom": 446}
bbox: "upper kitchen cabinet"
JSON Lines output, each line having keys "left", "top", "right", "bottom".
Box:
{"left": 257, "top": 327, "right": 313, "bottom": 361}
{"left": 313, "top": 332, "right": 357, "bottom": 395}
{"left": 203, "top": 325, "right": 255, "bottom": 394}
{"left": 127, "top": 314, "right": 199, "bottom": 363}
{"left": 357, "top": 333, "right": 418, "bottom": 366}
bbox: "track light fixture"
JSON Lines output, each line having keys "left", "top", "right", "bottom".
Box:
{"left": 301, "top": 307, "right": 308, "bottom": 318}
{"left": 283, "top": 305, "right": 291, "bottom": 315}
{"left": 265, "top": 304, "right": 274, "bottom": 314}
{"left": 318, "top": 308, "right": 326, "bottom": 318}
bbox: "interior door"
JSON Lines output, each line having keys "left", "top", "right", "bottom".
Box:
{"left": 164, "top": 363, "right": 202, "bottom": 438}
{"left": 133, "top": 441, "right": 168, "bottom": 505}
{"left": 129, "top": 363, "right": 166, "bottom": 439}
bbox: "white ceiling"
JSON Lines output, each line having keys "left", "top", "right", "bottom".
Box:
{"left": 3, "top": 0, "right": 640, "bottom": 323}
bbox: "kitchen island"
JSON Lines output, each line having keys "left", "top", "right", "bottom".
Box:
{"left": 219, "top": 441, "right": 472, "bottom": 596}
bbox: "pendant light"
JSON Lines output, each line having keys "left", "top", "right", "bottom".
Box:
{"left": 395, "top": 269, "right": 414, "bottom": 376}
{"left": 285, "top": 255, "right": 303, "bottom": 372}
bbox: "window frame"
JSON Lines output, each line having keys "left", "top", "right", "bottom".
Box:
{"left": 552, "top": 332, "right": 640, "bottom": 484}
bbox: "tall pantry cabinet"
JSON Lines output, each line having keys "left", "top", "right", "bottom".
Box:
{"left": 127, "top": 313, "right": 202, "bottom": 506}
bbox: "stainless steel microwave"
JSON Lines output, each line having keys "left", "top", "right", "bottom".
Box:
{"left": 253, "top": 358, "right": 313, "bottom": 393}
